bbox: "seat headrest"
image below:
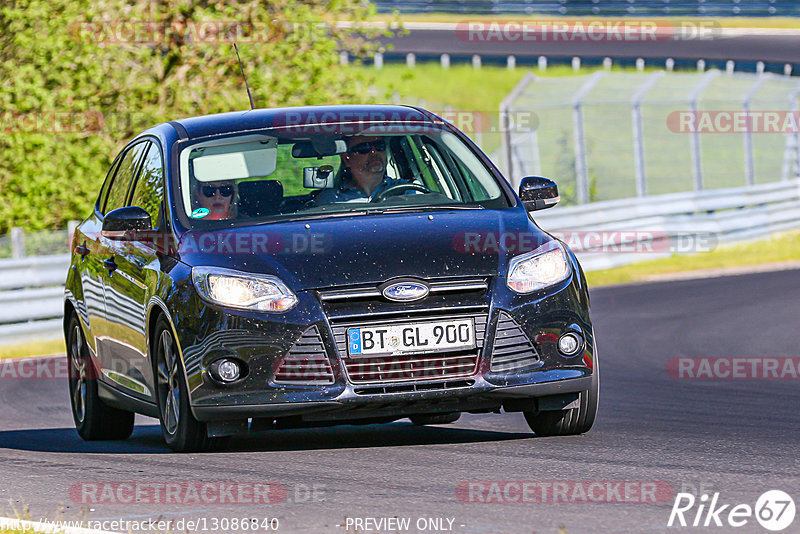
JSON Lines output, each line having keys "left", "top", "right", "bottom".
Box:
{"left": 237, "top": 180, "right": 284, "bottom": 217}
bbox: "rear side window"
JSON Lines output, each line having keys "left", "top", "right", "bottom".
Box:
{"left": 97, "top": 157, "right": 122, "bottom": 213}
{"left": 103, "top": 141, "right": 148, "bottom": 214}
{"left": 129, "top": 142, "right": 165, "bottom": 228}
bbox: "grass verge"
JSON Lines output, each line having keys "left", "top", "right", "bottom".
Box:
{"left": 0, "top": 339, "right": 64, "bottom": 360}
{"left": 585, "top": 231, "right": 800, "bottom": 287}
{"left": 367, "top": 63, "right": 655, "bottom": 112}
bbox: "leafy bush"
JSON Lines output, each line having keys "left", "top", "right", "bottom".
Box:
{"left": 0, "top": 0, "right": 384, "bottom": 232}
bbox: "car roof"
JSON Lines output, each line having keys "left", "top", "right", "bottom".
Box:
{"left": 165, "top": 105, "right": 439, "bottom": 140}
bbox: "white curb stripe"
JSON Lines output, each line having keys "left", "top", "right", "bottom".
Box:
{"left": 0, "top": 516, "right": 121, "bottom": 534}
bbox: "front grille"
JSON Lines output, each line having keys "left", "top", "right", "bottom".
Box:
{"left": 273, "top": 326, "right": 335, "bottom": 385}
{"left": 332, "top": 311, "right": 488, "bottom": 385}
{"left": 344, "top": 350, "right": 480, "bottom": 384}
{"left": 490, "top": 312, "right": 541, "bottom": 374}
{"left": 318, "top": 277, "right": 488, "bottom": 302}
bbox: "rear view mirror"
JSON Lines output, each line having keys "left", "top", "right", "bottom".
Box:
{"left": 292, "top": 139, "right": 347, "bottom": 158}
{"left": 519, "top": 176, "right": 559, "bottom": 211}
{"left": 303, "top": 165, "right": 335, "bottom": 189}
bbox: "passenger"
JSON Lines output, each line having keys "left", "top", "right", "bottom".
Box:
{"left": 193, "top": 180, "right": 237, "bottom": 220}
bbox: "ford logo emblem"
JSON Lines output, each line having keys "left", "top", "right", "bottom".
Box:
{"left": 381, "top": 281, "right": 430, "bottom": 302}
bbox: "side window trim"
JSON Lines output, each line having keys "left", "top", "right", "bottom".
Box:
{"left": 128, "top": 139, "right": 167, "bottom": 230}
{"left": 101, "top": 140, "right": 149, "bottom": 215}
{"left": 126, "top": 141, "right": 154, "bottom": 206}
{"left": 96, "top": 155, "right": 123, "bottom": 216}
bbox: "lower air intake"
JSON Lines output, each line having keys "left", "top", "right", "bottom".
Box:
{"left": 490, "top": 312, "right": 540, "bottom": 374}
{"left": 273, "top": 326, "right": 335, "bottom": 385}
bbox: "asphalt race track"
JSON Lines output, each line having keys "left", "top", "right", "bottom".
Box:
{"left": 379, "top": 27, "right": 800, "bottom": 64}
{"left": 0, "top": 269, "right": 798, "bottom": 533}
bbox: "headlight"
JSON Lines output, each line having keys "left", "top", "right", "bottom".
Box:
{"left": 191, "top": 267, "right": 298, "bottom": 312}
{"left": 506, "top": 241, "right": 571, "bottom": 294}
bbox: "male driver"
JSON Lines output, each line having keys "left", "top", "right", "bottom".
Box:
{"left": 313, "top": 135, "right": 414, "bottom": 204}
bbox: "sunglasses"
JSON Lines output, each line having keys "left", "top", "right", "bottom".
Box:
{"left": 201, "top": 185, "right": 234, "bottom": 198}
{"left": 348, "top": 139, "right": 386, "bottom": 154}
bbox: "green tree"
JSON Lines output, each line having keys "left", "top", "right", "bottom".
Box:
{"left": 0, "top": 0, "right": 385, "bottom": 232}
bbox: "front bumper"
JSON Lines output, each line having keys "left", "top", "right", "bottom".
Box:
{"left": 173, "top": 262, "right": 595, "bottom": 423}
{"left": 192, "top": 371, "right": 592, "bottom": 422}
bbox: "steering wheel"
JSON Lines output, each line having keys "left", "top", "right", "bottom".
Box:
{"left": 371, "top": 183, "right": 432, "bottom": 203}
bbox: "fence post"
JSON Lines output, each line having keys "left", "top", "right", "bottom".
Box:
{"left": 529, "top": 129, "right": 542, "bottom": 177}
{"left": 688, "top": 70, "right": 720, "bottom": 191}
{"left": 10, "top": 227, "right": 25, "bottom": 259}
{"left": 788, "top": 86, "right": 800, "bottom": 180}
{"left": 499, "top": 72, "right": 538, "bottom": 183}
{"left": 572, "top": 71, "right": 606, "bottom": 204}
{"left": 67, "top": 220, "right": 79, "bottom": 251}
{"left": 538, "top": 56, "right": 547, "bottom": 71}
{"left": 742, "top": 74, "right": 769, "bottom": 186}
{"left": 631, "top": 71, "right": 665, "bottom": 197}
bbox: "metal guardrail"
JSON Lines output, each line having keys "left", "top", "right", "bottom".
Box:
{"left": 534, "top": 178, "right": 800, "bottom": 270}
{"left": 0, "top": 255, "right": 69, "bottom": 345}
{"left": 1, "top": 179, "right": 798, "bottom": 344}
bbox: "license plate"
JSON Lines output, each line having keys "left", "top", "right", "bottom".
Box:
{"left": 347, "top": 319, "right": 475, "bottom": 357}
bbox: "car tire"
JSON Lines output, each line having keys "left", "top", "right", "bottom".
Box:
{"left": 154, "top": 316, "right": 228, "bottom": 452}
{"left": 409, "top": 412, "right": 461, "bottom": 426}
{"left": 524, "top": 362, "right": 599, "bottom": 437}
{"left": 67, "top": 313, "right": 135, "bottom": 441}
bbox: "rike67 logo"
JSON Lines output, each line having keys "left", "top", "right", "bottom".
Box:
{"left": 668, "top": 490, "right": 796, "bottom": 531}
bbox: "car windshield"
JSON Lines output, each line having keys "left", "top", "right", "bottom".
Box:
{"left": 177, "top": 126, "right": 508, "bottom": 226}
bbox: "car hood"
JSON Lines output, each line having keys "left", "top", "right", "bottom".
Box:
{"left": 178, "top": 208, "right": 553, "bottom": 291}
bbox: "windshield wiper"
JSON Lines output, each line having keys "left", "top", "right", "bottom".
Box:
{"left": 251, "top": 210, "right": 371, "bottom": 225}
{"left": 368, "top": 204, "right": 485, "bottom": 214}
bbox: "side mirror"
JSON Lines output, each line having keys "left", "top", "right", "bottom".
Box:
{"left": 519, "top": 176, "right": 559, "bottom": 211}
{"left": 102, "top": 206, "right": 152, "bottom": 239}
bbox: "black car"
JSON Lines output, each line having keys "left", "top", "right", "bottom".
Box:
{"left": 64, "top": 105, "right": 598, "bottom": 452}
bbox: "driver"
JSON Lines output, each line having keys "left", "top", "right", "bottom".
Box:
{"left": 313, "top": 135, "right": 414, "bottom": 203}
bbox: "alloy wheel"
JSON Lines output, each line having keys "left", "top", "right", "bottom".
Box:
{"left": 69, "top": 323, "right": 87, "bottom": 424}
{"left": 157, "top": 330, "right": 181, "bottom": 436}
